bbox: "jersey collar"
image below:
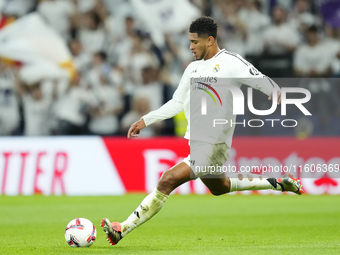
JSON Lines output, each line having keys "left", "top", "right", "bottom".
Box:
{"left": 203, "top": 49, "right": 226, "bottom": 62}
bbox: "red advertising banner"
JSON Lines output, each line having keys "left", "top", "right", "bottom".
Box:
{"left": 103, "top": 137, "right": 189, "bottom": 193}
{"left": 103, "top": 137, "right": 340, "bottom": 195}
{"left": 0, "top": 137, "right": 339, "bottom": 195}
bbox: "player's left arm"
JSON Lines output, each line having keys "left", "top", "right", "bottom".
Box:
{"left": 266, "top": 76, "right": 281, "bottom": 105}
{"left": 237, "top": 62, "right": 281, "bottom": 105}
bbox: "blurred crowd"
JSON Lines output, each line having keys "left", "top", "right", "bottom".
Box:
{"left": 0, "top": 0, "right": 339, "bottom": 137}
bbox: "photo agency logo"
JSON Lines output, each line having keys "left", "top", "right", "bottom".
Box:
{"left": 191, "top": 77, "right": 312, "bottom": 128}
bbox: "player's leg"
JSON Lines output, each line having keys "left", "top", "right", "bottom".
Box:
{"left": 193, "top": 142, "right": 293, "bottom": 195}
{"left": 120, "top": 162, "right": 192, "bottom": 234}
{"left": 201, "top": 173, "right": 276, "bottom": 195}
{"left": 192, "top": 142, "right": 304, "bottom": 195}
{"left": 201, "top": 173, "right": 304, "bottom": 196}
{"left": 156, "top": 162, "right": 193, "bottom": 195}
{"left": 102, "top": 162, "right": 193, "bottom": 245}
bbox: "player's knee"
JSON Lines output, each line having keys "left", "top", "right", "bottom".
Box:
{"left": 157, "top": 171, "right": 177, "bottom": 194}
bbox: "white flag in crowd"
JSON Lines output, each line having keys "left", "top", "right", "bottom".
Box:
{"left": 131, "top": 0, "right": 200, "bottom": 47}
{"left": 0, "top": 12, "right": 73, "bottom": 79}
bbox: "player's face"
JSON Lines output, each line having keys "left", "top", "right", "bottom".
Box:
{"left": 189, "top": 33, "right": 209, "bottom": 60}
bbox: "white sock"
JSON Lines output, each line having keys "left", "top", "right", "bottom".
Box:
{"left": 229, "top": 174, "right": 281, "bottom": 192}
{"left": 120, "top": 188, "right": 168, "bottom": 237}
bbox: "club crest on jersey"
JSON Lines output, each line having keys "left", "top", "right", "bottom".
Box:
{"left": 213, "top": 64, "right": 220, "bottom": 73}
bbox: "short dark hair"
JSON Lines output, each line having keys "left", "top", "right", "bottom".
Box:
{"left": 189, "top": 16, "right": 218, "bottom": 39}
{"left": 308, "top": 25, "right": 318, "bottom": 33}
{"left": 95, "top": 51, "right": 107, "bottom": 61}
{"left": 86, "top": 11, "right": 101, "bottom": 28}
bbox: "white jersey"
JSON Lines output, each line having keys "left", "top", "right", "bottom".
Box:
{"left": 142, "top": 49, "right": 280, "bottom": 147}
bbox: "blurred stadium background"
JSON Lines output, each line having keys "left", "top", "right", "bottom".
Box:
{"left": 0, "top": 0, "right": 339, "bottom": 196}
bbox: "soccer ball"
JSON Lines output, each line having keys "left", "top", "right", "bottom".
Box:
{"left": 65, "top": 218, "right": 97, "bottom": 247}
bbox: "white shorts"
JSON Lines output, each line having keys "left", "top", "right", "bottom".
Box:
{"left": 183, "top": 141, "right": 230, "bottom": 177}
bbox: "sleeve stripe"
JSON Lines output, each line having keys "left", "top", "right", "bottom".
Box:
{"left": 265, "top": 76, "right": 276, "bottom": 88}
{"left": 224, "top": 52, "right": 250, "bottom": 66}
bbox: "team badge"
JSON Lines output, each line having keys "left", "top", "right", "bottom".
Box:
{"left": 213, "top": 64, "right": 220, "bottom": 73}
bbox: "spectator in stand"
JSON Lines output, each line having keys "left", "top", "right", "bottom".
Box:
{"left": 294, "top": 25, "right": 332, "bottom": 77}
{"left": 78, "top": 10, "right": 106, "bottom": 54}
{"left": 118, "top": 33, "right": 160, "bottom": 105}
{"left": 84, "top": 49, "right": 125, "bottom": 96}
{"left": 263, "top": 5, "right": 300, "bottom": 55}
{"left": 86, "top": 51, "right": 111, "bottom": 89}
{"left": 256, "top": 0, "right": 294, "bottom": 15}
{"left": 213, "top": 0, "right": 248, "bottom": 56}
{"left": 322, "top": 25, "right": 340, "bottom": 117}
{"left": 55, "top": 74, "right": 94, "bottom": 135}
{"left": 130, "top": 63, "right": 176, "bottom": 136}
{"left": 107, "top": 15, "right": 136, "bottom": 65}
{"left": 109, "top": 65, "right": 124, "bottom": 92}
{"left": 132, "top": 65, "right": 163, "bottom": 112}
{"left": 68, "top": 39, "right": 92, "bottom": 77}
{"left": 120, "top": 96, "right": 163, "bottom": 137}
{"left": 37, "top": 0, "right": 76, "bottom": 40}
{"left": 294, "top": 25, "right": 340, "bottom": 125}
{"left": 103, "top": 0, "right": 136, "bottom": 49}
{"left": 0, "top": 61, "right": 20, "bottom": 135}
{"left": 115, "top": 16, "right": 139, "bottom": 70}
{"left": 88, "top": 72, "right": 122, "bottom": 136}
{"left": 289, "top": 0, "right": 318, "bottom": 35}
{"left": 90, "top": 0, "right": 115, "bottom": 42}
{"left": 190, "top": 0, "right": 212, "bottom": 15}
{"left": 17, "top": 66, "right": 55, "bottom": 136}
{"left": 162, "top": 34, "right": 191, "bottom": 88}
{"left": 323, "top": 25, "right": 340, "bottom": 76}
{"left": 238, "top": 0, "right": 271, "bottom": 56}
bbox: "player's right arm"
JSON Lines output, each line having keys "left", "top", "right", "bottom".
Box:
{"left": 127, "top": 64, "right": 191, "bottom": 138}
{"left": 128, "top": 118, "right": 146, "bottom": 138}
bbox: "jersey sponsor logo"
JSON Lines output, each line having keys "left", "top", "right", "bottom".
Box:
{"left": 197, "top": 82, "right": 223, "bottom": 106}
{"left": 191, "top": 76, "right": 217, "bottom": 83}
{"left": 213, "top": 64, "right": 220, "bottom": 73}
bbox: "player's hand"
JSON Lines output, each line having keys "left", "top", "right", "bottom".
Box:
{"left": 127, "top": 119, "right": 146, "bottom": 138}
{"left": 268, "top": 90, "right": 281, "bottom": 105}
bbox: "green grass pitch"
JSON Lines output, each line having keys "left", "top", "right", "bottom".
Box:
{"left": 1, "top": 194, "right": 340, "bottom": 255}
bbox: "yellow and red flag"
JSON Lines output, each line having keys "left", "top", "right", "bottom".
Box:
{"left": 0, "top": 13, "right": 75, "bottom": 79}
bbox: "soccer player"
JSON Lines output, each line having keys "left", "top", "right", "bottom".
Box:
{"left": 101, "top": 16, "right": 304, "bottom": 245}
